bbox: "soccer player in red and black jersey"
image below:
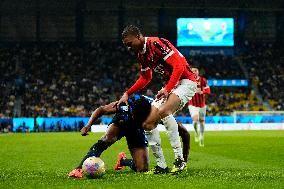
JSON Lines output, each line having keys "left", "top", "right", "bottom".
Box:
{"left": 117, "top": 25, "right": 197, "bottom": 173}
{"left": 188, "top": 66, "right": 211, "bottom": 147}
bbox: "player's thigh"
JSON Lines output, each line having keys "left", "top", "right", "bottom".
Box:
{"left": 143, "top": 106, "right": 160, "bottom": 131}
{"left": 130, "top": 147, "right": 149, "bottom": 172}
{"left": 157, "top": 80, "right": 197, "bottom": 118}
{"left": 158, "top": 93, "right": 181, "bottom": 118}
{"left": 125, "top": 127, "right": 148, "bottom": 171}
{"left": 172, "top": 79, "right": 197, "bottom": 111}
{"left": 188, "top": 105, "right": 200, "bottom": 121}
{"left": 101, "top": 123, "right": 122, "bottom": 142}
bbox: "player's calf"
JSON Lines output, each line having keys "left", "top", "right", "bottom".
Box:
{"left": 192, "top": 121, "right": 199, "bottom": 142}
{"left": 135, "top": 163, "right": 148, "bottom": 172}
{"left": 199, "top": 120, "right": 205, "bottom": 147}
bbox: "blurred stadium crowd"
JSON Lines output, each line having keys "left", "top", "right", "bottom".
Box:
{"left": 1, "top": 41, "right": 283, "bottom": 119}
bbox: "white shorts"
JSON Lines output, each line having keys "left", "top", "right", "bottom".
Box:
{"left": 188, "top": 105, "right": 207, "bottom": 120}
{"left": 152, "top": 79, "right": 197, "bottom": 113}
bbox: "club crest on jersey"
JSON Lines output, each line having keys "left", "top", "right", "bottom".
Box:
{"left": 153, "top": 41, "right": 170, "bottom": 56}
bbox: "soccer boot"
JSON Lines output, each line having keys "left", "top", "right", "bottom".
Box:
{"left": 114, "top": 152, "right": 127, "bottom": 170}
{"left": 68, "top": 168, "right": 83, "bottom": 178}
{"left": 144, "top": 166, "right": 169, "bottom": 174}
{"left": 170, "top": 158, "right": 187, "bottom": 174}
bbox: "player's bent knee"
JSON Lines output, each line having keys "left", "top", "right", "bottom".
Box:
{"left": 193, "top": 119, "right": 199, "bottom": 123}
{"left": 135, "top": 164, "right": 148, "bottom": 172}
{"left": 101, "top": 135, "right": 117, "bottom": 143}
{"left": 142, "top": 119, "right": 157, "bottom": 131}
{"left": 142, "top": 122, "right": 155, "bottom": 131}
{"left": 192, "top": 115, "right": 199, "bottom": 122}
{"left": 158, "top": 108, "right": 172, "bottom": 119}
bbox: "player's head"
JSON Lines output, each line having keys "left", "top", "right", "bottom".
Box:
{"left": 122, "top": 25, "right": 144, "bottom": 53}
{"left": 191, "top": 66, "right": 199, "bottom": 77}
{"left": 131, "top": 96, "right": 151, "bottom": 124}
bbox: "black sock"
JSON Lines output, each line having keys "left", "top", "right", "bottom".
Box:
{"left": 120, "top": 158, "right": 136, "bottom": 172}
{"left": 76, "top": 140, "right": 113, "bottom": 169}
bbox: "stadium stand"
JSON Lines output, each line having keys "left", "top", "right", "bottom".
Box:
{"left": 0, "top": 41, "right": 282, "bottom": 119}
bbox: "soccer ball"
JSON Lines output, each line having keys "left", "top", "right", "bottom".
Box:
{"left": 82, "top": 157, "right": 106, "bottom": 178}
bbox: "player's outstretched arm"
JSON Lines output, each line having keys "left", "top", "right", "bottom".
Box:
{"left": 163, "top": 55, "right": 185, "bottom": 93}
{"left": 116, "top": 69, "right": 152, "bottom": 107}
{"left": 81, "top": 101, "right": 118, "bottom": 136}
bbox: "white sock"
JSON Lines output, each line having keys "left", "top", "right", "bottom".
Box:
{"left": 145, "top": 128, "right": 167, "bottom": 168}
{"left": 200, "top": 122, "right": 205, "bottom": 140}
{"left": 162, "top": 114, "right": 184, "bottom": 160}
{"left": 193, "top": 121, "right": 198, "bottom": 135}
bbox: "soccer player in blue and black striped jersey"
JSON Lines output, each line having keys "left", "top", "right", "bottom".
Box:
{"left": 68, "top": 95, "right": 190, "bottom": 177}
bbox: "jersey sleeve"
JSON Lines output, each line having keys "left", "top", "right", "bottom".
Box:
{"left": 126, "top": 66, "right": 152, "bottom": 95}
{"left": 151, "top": 38, "right": 175, "bottom": 61}
{"left": 202, "top": 77, "right": 211, "bottom": 95}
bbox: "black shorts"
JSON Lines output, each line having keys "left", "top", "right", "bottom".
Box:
{"left": 110, "top": 113, "right": 148, "bottom": 150}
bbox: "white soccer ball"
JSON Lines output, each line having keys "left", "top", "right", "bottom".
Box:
{"left": 82, "top": 157, "right": 106, "bottom": 178}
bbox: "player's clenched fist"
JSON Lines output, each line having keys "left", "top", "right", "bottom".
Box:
{"left": 81, "top": 126, "right": 90, "bottom": 136}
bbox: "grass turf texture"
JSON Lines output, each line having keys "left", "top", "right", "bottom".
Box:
{"left": 0, "top": 131, "right": 283, "bottom": 189}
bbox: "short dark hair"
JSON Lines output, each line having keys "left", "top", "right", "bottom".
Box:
{"left": 132, "top": 97, "right": 151, "bottom": 123}
{"left": 191, "top": 65, "right": 199, "bottom": 70}
{"left": 122, "top": 25, "right": 142, "bottom": 39}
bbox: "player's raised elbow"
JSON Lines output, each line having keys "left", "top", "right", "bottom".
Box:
{"left": 141, "top": 69, "right": 152, "bottom": 82}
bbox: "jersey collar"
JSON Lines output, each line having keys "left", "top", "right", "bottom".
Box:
{"left": 140, "top": 37, "right": 147, "bottom": 54}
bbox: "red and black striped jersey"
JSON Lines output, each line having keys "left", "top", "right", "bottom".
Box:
{"left": 126, "top": 37, "right": 196, "bottom": 95}
{"left": 133, "top": 37, "right": 195, "bottom": 93}
{"left": 188, "top": 76, "right": 210, "bottom": 108}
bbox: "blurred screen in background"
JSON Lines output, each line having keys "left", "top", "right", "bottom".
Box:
{"left": 177, "top": 18, "right": 234, "bottom": 46}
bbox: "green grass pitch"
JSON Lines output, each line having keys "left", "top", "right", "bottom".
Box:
{"left": 0, "top": 130, "right": 283, "bottom": 189}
